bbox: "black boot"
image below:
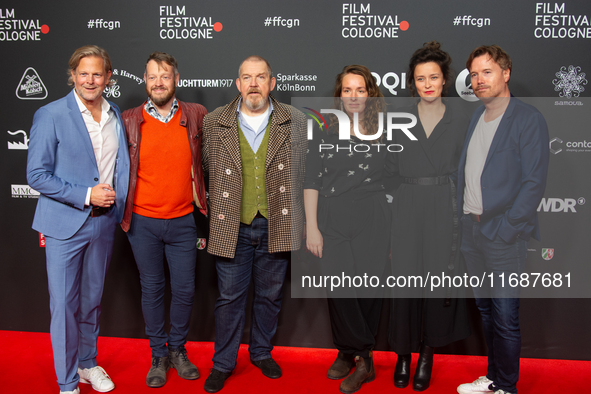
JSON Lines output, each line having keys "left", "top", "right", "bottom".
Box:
{"left": 394, "top": 353, "right": 411, "bottom": 388}
{"left": 413, "top": 343, "right": 433, "bottom": 391}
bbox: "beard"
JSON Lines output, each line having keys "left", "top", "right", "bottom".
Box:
{"left": 244, "top": 89, "right": 267, "bottom": 112}
{"left": 147, "top": 84, "right": 175, "bottom": 107}
{"left": 75, "top": 84, "right": 103, "bottom": 103}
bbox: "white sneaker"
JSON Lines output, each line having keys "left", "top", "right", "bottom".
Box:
{"left": 78, "top": 366, "right": 115, "bottom": 392}
{"left": 60, "top": 388, "right": 80, "bottom": 394}
{"left": 457, "top": 376, "right": 493, "bottom": 394}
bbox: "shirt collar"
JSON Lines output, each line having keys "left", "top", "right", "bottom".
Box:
{"left": 73, "top": 88, "right": 110, "bottom": 114}
{"left": 146, "top": 97, "right": 179, "bottom": 116}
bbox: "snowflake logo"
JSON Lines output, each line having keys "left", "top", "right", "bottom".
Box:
{"left": 553, "top": 65, "right": 588, "bottom": 98}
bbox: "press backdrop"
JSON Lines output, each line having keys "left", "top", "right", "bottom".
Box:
{"left": 2, "top": 0, "right": 590, "bottom": 360}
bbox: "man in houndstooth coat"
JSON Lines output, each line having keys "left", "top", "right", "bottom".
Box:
{"left": 202, "top": 55, "right": 306, "bottom": 393}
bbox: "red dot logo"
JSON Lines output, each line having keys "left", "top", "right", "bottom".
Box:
{"left": 399, "top": 20, "right": 409, "bottom": 31}
{"left": 213, "top": 22, "right": 223, "bottom": 32}
{"left": 40, "top": 24, "right": 50, "bottom": 34}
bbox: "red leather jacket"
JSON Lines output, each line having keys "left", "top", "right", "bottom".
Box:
{"left": 120, "top": 100, "right": 208, "bottom": 232}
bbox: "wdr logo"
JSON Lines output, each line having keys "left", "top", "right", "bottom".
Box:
{"left": 537, "top": 197, "right": 585, "bottom": 213}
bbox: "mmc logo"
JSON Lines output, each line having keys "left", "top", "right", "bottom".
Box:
{"left": 303, "top": 108, "right": 418, "bottom": 152}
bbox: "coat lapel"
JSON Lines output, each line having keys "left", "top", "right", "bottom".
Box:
{"left": 66, "top": 90, "right": 98, "bottom": 169}
{"left": 266, "top": 96, "right": 290, "bottom": 169}
{"left": 219, "top": 95, "right": 243, "bottom": 173}
{"left": 482, "top": 97, "right": 516, "bottom": 171}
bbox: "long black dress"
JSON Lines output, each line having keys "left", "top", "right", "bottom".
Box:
{"left": 386, "top": 103, "right": 471, "bottom": 354}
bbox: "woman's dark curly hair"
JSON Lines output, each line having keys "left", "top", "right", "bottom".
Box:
{"left": 407, "top": 41, "right": 452, "bottom": 97}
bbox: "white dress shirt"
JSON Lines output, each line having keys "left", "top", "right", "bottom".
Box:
{"left": 73, "top": 90, "right": 118, "bottom": 206}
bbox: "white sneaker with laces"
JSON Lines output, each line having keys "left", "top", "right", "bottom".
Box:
{"left": 59, "top": 388, "right": 80, "bottom": 394}
{"left": 457, "top": 376, "right": 493, "bottom": 394}
{"left": 78, "top": 366, "right": 115, "bottom": 392}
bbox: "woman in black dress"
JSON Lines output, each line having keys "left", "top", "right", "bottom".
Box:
{"left": 387, "top": 41, "right": 470, "bottom": 391}
{"left": 304, "top": 65, "right": 390, "bottom": 394}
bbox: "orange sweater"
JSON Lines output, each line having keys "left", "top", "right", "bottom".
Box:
{"left": 133, "top": 108, "right": 193, "bottom": 219}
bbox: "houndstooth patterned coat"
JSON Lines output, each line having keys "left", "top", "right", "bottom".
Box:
{"left": 202, "top": 94, "right": 306, "bottom": 258}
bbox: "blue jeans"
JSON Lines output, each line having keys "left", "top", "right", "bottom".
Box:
{"left": 212, "top": 218, "right": 289, "bottom": 373}
{"left": 460, "top": 215, "right": 527, "bottom": 394}
{"left": 127, "top": 212, "right": 197, "bottom": 357}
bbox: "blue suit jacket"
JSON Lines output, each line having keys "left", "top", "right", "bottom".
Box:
{"left": 27, "top": 90, "right": 130, "bottom": 240}
{"left": 457, "top": 97, "right": 549, "bottom": 243}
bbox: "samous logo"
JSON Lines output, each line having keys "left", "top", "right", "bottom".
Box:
{"left": 553, "top": 66, "right": 587, "bottom": 98}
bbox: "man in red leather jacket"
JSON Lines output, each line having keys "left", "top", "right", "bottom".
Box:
{"left": 120, "top": 51, "right": 207, "bottom": 388}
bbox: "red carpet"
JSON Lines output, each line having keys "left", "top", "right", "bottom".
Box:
{"left": 3, "top": 330, "right": 589, "bottom": 393}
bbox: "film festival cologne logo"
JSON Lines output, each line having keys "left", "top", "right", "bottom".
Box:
{"left": 341, "top": 3, "right": 410, "bottom": 39}
{"left": 0, "top": 8, "right": 50, "bottom": 42}
{"left": 158, "top": 5, "right": 223, "bottom": 40}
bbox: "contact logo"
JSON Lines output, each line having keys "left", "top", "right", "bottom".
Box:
{"left": 549, "top": 136, "right": 591, "bottom": 154}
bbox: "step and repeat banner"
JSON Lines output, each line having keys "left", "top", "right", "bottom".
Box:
{"left": 2, "top": 0, "right": 590, "bottom": 359}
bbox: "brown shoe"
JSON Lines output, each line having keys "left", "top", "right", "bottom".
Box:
{"left": 339, "top": 354, "right": 375, "bottom": 394}
{"left": 327, "top": 352, "right": 355, "bottom": 380}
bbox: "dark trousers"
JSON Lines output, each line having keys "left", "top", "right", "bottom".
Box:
{"left": 127, "top": 212, "right": 197, "bottom": 357}
{"left": 318, "top": 192, "right": 390, "bottom": 357}
{"left": 212, "top": 218, "right": 289, "bottom": 373}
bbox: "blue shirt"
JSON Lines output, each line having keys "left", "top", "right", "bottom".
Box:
{"left": 237, "top": 98, "right": 273, "bottom": 152}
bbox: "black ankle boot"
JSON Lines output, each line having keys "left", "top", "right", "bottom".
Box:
{"left": 413, "top": 343, "right": 433, "bottom": 391}
{"left": 393, "top": 353, "right": 411, "bottom": 388}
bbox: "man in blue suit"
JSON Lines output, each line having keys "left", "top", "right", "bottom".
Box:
{"left": 456, "top": 46, "right": 549, "bottom": 394}
{"left": 27, "top": 45, "right": 130, "bottom": 394}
